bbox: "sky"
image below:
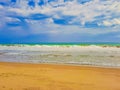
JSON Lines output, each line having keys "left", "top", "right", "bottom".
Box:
{"left": 0, "top": 0, "right": 120, "bottom": 43}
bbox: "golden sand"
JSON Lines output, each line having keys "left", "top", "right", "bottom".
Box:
{"left": 0, "top": 62, "right": 120, "bottom": 90}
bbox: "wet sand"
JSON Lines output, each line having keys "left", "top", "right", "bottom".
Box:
{"left": 0, "top": 62, "right": 120, "bottom": 90}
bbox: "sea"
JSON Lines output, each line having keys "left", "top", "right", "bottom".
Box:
{"left": 0, "top": 42, "right": 120, "bottom": 67}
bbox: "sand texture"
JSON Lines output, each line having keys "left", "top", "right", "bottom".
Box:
{"left": 0, "top": 62, "right": 120, "bottom": 90}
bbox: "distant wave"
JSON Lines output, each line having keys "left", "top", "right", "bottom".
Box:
{"left": 0, "top": 43, "right": 120, "bottom": 47}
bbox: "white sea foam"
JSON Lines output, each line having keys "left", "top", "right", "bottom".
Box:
{"left": 0, "top": 45, "right": 120, "bottom": 67}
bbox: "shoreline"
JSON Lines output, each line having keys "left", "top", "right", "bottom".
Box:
{"left": 0, "top": 44, "right": 120, "bottom": 48}
{"left": 0, "top": 61, "right": 120, "bottom": 69}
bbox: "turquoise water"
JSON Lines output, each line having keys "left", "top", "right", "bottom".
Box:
{"left": 0, "top": 42, "right": 120, "bottom": 47}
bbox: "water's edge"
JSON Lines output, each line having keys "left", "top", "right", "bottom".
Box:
{"left": 0, "top": 44, "right": 120, "bottom": 68}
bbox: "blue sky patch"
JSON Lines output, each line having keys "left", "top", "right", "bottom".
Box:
{"left": 28, "top": 13, "right": 49, "bottom": 20}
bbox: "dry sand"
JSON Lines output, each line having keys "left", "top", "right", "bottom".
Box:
{"left": 0, "top": 62, "right": 120, "bottom": 90}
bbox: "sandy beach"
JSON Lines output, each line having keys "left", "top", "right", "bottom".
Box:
{"left": 0, "top": 45, "right": 120, "bottom": 90}
{"left": 1, "top": 0, "right": 120, "bottom": 89}
{"left": 0, "top": 62, "right": 120, "bottom": 90}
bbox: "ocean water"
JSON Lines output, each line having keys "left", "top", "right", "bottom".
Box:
{"left": 1, "top": 42, "right": 120, "bottom": 46}
{"left": 0, "top": 43, "right": 120, "bottom": 67}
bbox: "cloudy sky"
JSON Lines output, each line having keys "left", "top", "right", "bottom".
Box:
{"left": 0, "top": 0, "right": 120, "bottom": 43}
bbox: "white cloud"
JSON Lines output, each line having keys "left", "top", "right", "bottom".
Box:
{"left": 6, "top": 17, "right": 21, "bottom": 22}
{"left": 101, "top": 18, "right": 120, "bottom": 26}
{"left": 25, "top": 18, "right": 120, "bottom": 36}
{"left": 0, "top": 5, "right": 3, "bottom": 9}
{"left": 1, "top": 0, "right": 120, "bottom": 33}
{"left": 5, "top": 0, "right": 120, "bottom": 26}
